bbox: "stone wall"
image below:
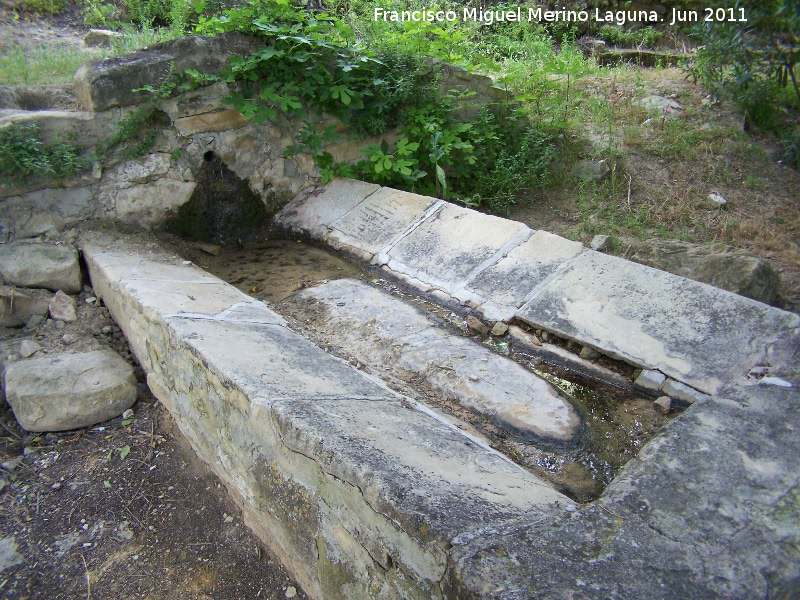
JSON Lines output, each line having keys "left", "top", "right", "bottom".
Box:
{"left": 0, "top": 33, "right": 503, "bottom": 243}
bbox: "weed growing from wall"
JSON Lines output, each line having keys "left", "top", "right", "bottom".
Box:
{"left": 0, "top": 123, "right": 85, "bottom": 181}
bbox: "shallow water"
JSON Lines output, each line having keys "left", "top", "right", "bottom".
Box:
{"left": 200, "top": 236, "right": 672, "bottom": 502}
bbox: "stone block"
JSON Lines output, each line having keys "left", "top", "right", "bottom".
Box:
{"left": 115, "top": 179, "right": 196, "bottom": 227}
{"left": 460, "top": 230, "right": 583, "bottom": 318}
{"left": 661, "top": 379, "right": 709, "bottom": 405}
{"left": 516, "top": 251, "right": 800, "bottom": 395}
{"left": 4, "top": 349, "right": 137, "bottom": 432}
{"left": 74, "top": 33, "right": 263, "bottom": 112}
{"left": 386, "top": 202, "right": 531, "bottom": 295}
{"left": 49, "top": 290, "right": 77, "bottom": 322}
{"left": 173, "top": 110, "right": 249, "bottom": 135}
{"left": 0, "top": 241, "right": 81, "bottom": 293}
{"left": 326, "top": 187, "right": 438, "bottom": 261}
{"left": 275, "top": 177, "right": 380, "bottom": 238}
{"left": 634, "top": 369, "right": 667, "bottom": 393}
{"left": 0, "top": 286, "right": 50, "bottom": 328}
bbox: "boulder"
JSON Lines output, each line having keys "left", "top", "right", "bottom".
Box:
{"left": 631, "top": 240, "right": 780, "bottom": 305}
{"left": 0, "top": 242, "right": 81, "bottom": 293}
{"left": 0, "top": 286, "right": 50, "bottom": 327}
{"left": 73, "top": 33, "right": 264, "bottom": 112}
{"left": 3, "top": 349, "right": 137, "bottom": 432}
{"left": 83, "top": 29, "right": 122, "bottom": 48}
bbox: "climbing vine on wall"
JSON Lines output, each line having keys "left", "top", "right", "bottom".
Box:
{"left": 184, "top": 0, "right": 559, "bottom": 213}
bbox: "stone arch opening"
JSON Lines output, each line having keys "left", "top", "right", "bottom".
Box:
{"left": 165, "top": 151, "right": 267, "bottom": 245}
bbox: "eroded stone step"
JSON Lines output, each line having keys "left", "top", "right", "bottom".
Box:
{"left": 289, "top": 278, "right": 584, "bottom": 447}
{"left": 80, "top": 231, "right": 570, "bottom": 600}
{"left": 276, "top": 178, "right": 800, "bottom": 399}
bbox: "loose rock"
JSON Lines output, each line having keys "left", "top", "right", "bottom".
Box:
{"left": 579, "top": 346, "right": 600, "bottom": 360}
{"left": 83, "top": 29, "right": 122, "bottom": 47}
{"left": 590, "top": 235, "right": 611, "bottom": 252}
{"left": 654, "top": 396, "right": 672, "bottom": 415}
{"left": 1, "top": 286, "right": 50, "bottom": 328}
{"left": 662, "top": 379, "right": 710, "bottom": 405}
{"left": 467, "top": 315, "right": 489, "bottom": 336}
{"left": 49, "top": 291, "right": 77, "bottom": 322}
{"left": 634, "top": 369, "right": 666, "bottom": 393}
{"left": 19, "top": 340, "right": 42, "bottom": 358}
{"left": 0, "top": 241, "right": 81, "bottom": 293}
{"left": 490, "top": 322, "right": 509, "bottom": 336}
{"left": 573, "top": 160, "right": 610, "bottom": 183}
{"left": 708, "top": 193, "right": 728, "bottom": 208}
{"left": 4, "top": 348, "right": 138, "bottom": 432}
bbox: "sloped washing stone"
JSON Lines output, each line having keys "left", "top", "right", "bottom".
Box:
{"left": 386, "top": 203, "right": 531, "bottom": 296}
{"left": 516, "top": 251, "right": 800, "bottom": 395}
{"left": 81, "top": 233, "right": 572, "bottom": 599}
{"left": 0, "top": 241, "right": 81, "bottom": 293}
{"left": 275, "top": 177, "right": 380, "bottom": 239}
{"left": 457, "top": 230, "right": 584, "bottom": 321}
{"left": 4, "top": 349, "right": 137, "bottom": 432}
{"left": 295, "top": 279, "right": 584, "bottom": 446}
{"left": 327, "top": 187, "right": 439, "bottom": 262}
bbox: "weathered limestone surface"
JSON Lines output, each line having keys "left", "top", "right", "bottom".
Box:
{"left": 81, "top": 232, "right": 569, "bottom": 600}
{"left": 0, "top": 241, "right": 81, "bottom": 293}
{"left": 385, "top": 203, "right": 531, "bottom": 296}
{"left": 459, "top": 230, "right": 584, "bottom": 321}
{"left": 516, "top": 251, "right": 800, "bottom": 395}
{"left": 276, "top": 177, "right": 381, "bottom": 239}
{"left": 447, "top": 382, "right": 800, "bottom": 599}
{"left": 3, "top": 349, "right": 137, "bottom": 432}
{"left": 294, "top": 279, "right": 584, "bottom": 445}
{"left": 328, "top": 187, "right": 439, "bottom": 262}
{"left": 277, "top": 179, "right": 800, "bottom": 402}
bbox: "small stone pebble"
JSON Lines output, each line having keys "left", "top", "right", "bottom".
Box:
{"left": 579, "top": 346, "right": 600, "bottom": 360}
{"left": 654, "top": 396, "right": 672, "bottom": 415}
{"left": 285, "top": 586, "right": 297, "bottom": 598}
{"left": 467, "top": 316, "right": 489, "bottom": 336}
{"left": 51, "top": 482, "right": 62, "bottom": 490}
{"left": 22, "top": 446, "right": 38, "bottom": 457}
{"left": 61, "top": 334, "right": 77, "bottom": 345}
{"left": 101, "top": 325, "right": 113, "bottom": 335}
{"left": 85, "top": 296, "right": 97, "bottom": 304}
{"left": 19, "top": 340, "right": 42, "bottom": 358}
{"left": 490, "top": 322, "right": 508, "bottom": 336}
{"left": 122, "top": 409, "right": 134, "bottom": 419}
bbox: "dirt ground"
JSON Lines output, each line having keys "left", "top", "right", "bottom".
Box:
{"left": 0, "top": 279, "right": 310, "bottom": 600}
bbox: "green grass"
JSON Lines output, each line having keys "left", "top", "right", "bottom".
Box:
{"left": 0, "top": 25, "right": 183, "bottom": 86}
{"left": 0, "top": 42, "right": 96, "bottom": 85}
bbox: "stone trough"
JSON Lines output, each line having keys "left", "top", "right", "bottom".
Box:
{"left": 76, "top": 178, "right": 800, "bottom": 598}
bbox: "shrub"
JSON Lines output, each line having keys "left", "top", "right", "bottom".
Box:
{"left": 0, "top": 124, "right": 85, "bottom": 181}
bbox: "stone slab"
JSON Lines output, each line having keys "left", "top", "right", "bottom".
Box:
{"left": 516, "top": 251, "right": 800, "bottom": 395}
{"left": 386, "top": 203, "right": 531, "bottom": 295}
{"left": 168, "top": 317, "right": 392, "bottom": 402}
{"left": 295, "top": 279, "right": 584, "bottom": 446}
{"left": 275, "top": 177, "right": 380, "bottom": 239}
{"left": 458, "top": 230, "right": 584, "bottom": 320}
{"left": 327, "top": 187, "right": 439, "bottom": 261}
{"left": 4, "top": 349, "right": 137, "bottom": 432}
{"left": 0, "top": 241, "right": 82, "bottom": 293}
{"left": 447, "top": 382, "right": 800, "bottom": 599}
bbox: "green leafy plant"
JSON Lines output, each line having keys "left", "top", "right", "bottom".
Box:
{"left": 596, "top": 25, "right": 663, "bottom": 49}
{"left": 0, "top": 123, "right": 85, "bottom": 181}
{"left": 688, "top": 0, "right": 799, "bottom": 131}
